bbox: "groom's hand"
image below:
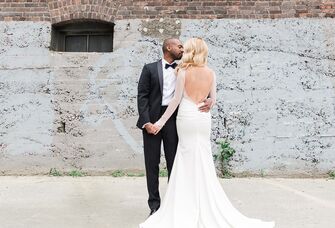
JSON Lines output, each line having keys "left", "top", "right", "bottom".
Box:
{"left": 198, "top": 98, "right": 213, "bottom": 112}
{"left": 144, "top": 123, "right": 156, "bottom": 134}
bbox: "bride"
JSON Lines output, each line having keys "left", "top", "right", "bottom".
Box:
{"left": 139, "top": 38, "right": 275, "bottom": 228}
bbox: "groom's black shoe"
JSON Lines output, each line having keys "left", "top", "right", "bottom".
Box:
{"left": 149, "top": 208, "right": 158, "bottom": 216}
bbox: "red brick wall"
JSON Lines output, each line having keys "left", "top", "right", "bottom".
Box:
{"left": 0, "top": 0, "right": 334, "bottom": 23}
{"left": 0, "top": 0, "right": 50, "bottom": 21}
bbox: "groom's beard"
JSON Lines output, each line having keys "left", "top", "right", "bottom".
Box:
{"left": 171, "top": 52, "right": 183, "bottom": 61}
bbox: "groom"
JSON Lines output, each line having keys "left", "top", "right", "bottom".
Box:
{"left": 137, "top": 38, "right": 212, "bottom": 216}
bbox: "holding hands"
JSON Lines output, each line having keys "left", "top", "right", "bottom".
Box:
{"left": 144, "top": 123, "right": 162, "bottom": 135}
{"left": 152, "top": 123, "right": 162, "bottom": 135}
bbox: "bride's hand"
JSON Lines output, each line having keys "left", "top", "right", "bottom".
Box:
{"left": 152, "top": 123, "right": 163, "bottom": 135}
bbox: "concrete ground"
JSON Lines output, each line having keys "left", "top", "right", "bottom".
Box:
{"left": 0, "top": 177, "right": 334, "bottom": 228}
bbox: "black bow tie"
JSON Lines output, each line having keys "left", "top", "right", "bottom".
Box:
{"left": 165, "top": 62, "right": 177, "bottom": 69}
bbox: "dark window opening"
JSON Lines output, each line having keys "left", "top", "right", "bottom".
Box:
{"left": 51, "top": 20, "right": 114, "bottom": 52}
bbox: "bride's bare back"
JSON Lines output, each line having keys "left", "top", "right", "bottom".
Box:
{"left": 184, "top": 66, "right": 214, "bottom": 105}
{"left": 155, "top": 65, "right": 217, "bottom": 128}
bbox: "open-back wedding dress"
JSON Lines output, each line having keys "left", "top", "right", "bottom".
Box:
{"left": 139, "top": 68, "right": 275, "bottom": 228}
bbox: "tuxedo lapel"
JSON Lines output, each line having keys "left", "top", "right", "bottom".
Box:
{"left": 157, "top": 59, "right": 163, "bottom": 94}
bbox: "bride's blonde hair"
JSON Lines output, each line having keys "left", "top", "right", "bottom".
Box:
{"left": 178, "top": 37, "right": 208, "bottom": 70}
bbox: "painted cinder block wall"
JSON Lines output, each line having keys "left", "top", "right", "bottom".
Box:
{"left": 0, "top": 0, "right": 335, "bottom": 176}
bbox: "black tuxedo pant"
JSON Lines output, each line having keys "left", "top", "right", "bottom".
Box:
{"left": 142, "top": 106, "right": 178, "bottom": 211}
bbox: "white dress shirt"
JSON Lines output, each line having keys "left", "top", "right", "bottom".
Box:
{"left": 161, "top": 58, "right": 177, "bottom": 106}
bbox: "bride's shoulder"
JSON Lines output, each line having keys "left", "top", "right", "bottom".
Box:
{"left": 176, "top": 67, "right": 187, "bottom": 76}
{"left": 202, "top": 66, "right": 215, "bottom": 77}
{"left": 207, "top": 67, "right": 216, "bottom": 76}
{"left": 204, "top": 66, "right": 214, "bottom": 72}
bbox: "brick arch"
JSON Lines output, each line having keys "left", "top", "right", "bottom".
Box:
{"left": 47, "top": 0, "right": 121, "bottom": 24}
{"left": 51, "top": 18, "right": 114, "bottom": 27}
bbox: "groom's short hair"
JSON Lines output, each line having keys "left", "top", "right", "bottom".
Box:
{"left": 162, "top": 38, "right": 178, "bottom": 53}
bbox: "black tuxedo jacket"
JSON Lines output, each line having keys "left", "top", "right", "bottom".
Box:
{"left": 136, "top": 59, "right": 166, "bottom": 129}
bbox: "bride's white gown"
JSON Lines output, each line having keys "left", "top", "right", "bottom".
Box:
{"left": 139, "top": 69, "right": 275, "bottom": 228}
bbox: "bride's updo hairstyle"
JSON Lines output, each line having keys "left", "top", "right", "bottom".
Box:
{"left": 178, "top": 37, "right": 208, "bottom": 70}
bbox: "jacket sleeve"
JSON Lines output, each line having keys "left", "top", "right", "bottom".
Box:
{"left": 137, "top": 65, "right": 151, "bottom": 128}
